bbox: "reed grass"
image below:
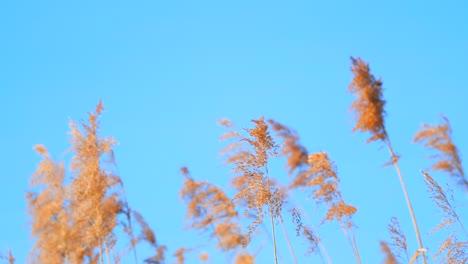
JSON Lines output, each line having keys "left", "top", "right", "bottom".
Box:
{"left": 11, "top": 57, "right": 468, "bottom": 264}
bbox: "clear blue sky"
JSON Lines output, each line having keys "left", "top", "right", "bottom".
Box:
{"left": 1, "top": 1, "right": 468, "bottom": 263}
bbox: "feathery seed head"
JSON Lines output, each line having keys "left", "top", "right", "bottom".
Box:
{"left": 348, "top": 57, "right": 387, "bottom": 143}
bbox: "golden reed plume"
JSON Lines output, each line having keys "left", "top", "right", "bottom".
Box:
{"left": 348, "top": 57, "right": 427, "bottom": 264}
{"left": 414, "top": 116, "right": 467, "bottom": 191}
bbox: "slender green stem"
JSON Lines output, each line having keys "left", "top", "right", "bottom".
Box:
{"left": 385, "top": 139, "right": 427, "bottom": 264}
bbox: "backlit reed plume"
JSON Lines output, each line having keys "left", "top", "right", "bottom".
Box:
{"left": 68, "top": 101, "right": 123, "bottom": 263}
{"left": 380, "top": 241, "right": 399, "bottom": 264}
{"left": 27, "top": 102, "right": 160, "bottom": 263}
{"left": 180, "top": 167, "right": 245, "bottom": 252}
{"left": 421, "top": 170, "right": 465, "bottom": 235}
{"left": 302, "top": 226, "right": 320, "bottom": 256}
{"left": 291, "top": 151, "right": 360, "bottom": 262}
{"left": 121, "top": 201, "right": 138, "bottom": 263}
{"left": 435, "top": 234, "right": 468, "bottom": 264}
{"left": 268, "top": 119, "right": 308, "bottom": 174}
{"left": 220, "top": 117, "right": 282, "bottom": 264}
{"left": 387, "top": 217, "right": 408, "bottom": 262}
{"left": 348, "top": 57, "right": 387, "bottom": 143}
{"left": 269, "top": 120, "right": 333, "bottom": 263}
{"left": 26, "top": 145, "right": 73, "bottom": 263}
{"left": 348, "top": 57, "right": 426, "bottom": 263}
{"left": 414, "top": 116, "right": 467, "bottom": 191}
{"left": 421, "top": 170, "right": 467, "bottom": 263}
{"left": 130, "top": 210, "right": 166, "bottom": 263}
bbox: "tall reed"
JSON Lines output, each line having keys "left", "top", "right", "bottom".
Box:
{"left": 348, "top": 57, "right": 427, "bottom": 263}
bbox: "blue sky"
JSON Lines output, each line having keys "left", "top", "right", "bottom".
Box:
{"left": 1, "top": 1, "right": 468, "bottom": 263}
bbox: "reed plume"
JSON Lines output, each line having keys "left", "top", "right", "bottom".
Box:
{"left": 220, "top": 117, "right": 282, "bottom": 263}
{"left": 67, "top": 101, "right": 123, "bottom": 263}
{"left": 348, "top": 57, "right": 387, "bottom": 143}
{"left": 421, "top": 170, "right": 465, "bottom": 235}
{"left": 348, "top": 57, "right": 426, "bottom": 263}
{"left": 130, "top": 210, "right": 166, "bottom": 263}
{"left": 286, "top": 150, "right": 359, "bottom": 262}
{"left": 435, "top": 234, "right": 468, "bottom": 264}
{"left": 26, "top": 145, "right": 73, "bottom": 263}
{"left": 180, "top": 167, "right": 245, "bottom": 251}
{"left": 268, "top": 119, "right": 308, "bottom": 174}
{"left": 421, "top": 170, "right": 468, "bottom": 263}
{"left": 380, "top": 241, "right": 399, "bottom": 264}
{"left": 387, "top": 217, "right": 408, "bottom": 262}
{"left": 302, "top": 226, "right": 320, "bottom": 256}
{"left": 414, "top": 116, "right": 467, "bottom": 191}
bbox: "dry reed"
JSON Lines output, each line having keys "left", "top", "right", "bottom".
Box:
{"left": 387, "top": 217, "right": 408, "bottom": 262}
{"left": 180, "top": 167, "right": 245, "bottom": 251}
{"left": 421, "top": 170, "right": 468, "bottom": 263}
{"left": 380, "top": 241, "right": 399, "bottom": 264}
{"left": 67, "top": 101, "right": 123, "bottom": 263}
{"left": 27, "top": 145, "right": 72, "bottom": 263}
{"left": 348, "top": 57, "right": 427, "bottom": 264}
{"left": 414, "top": 116, "right": 468, "bottom": 191}
{"left": 220, "top": 117, "right": 282, "bottom": 263}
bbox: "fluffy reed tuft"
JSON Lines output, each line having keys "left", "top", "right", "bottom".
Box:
{"left": 223, "top": 118, "right": 282, "bottom": 239}
{"left": 414, "top": 116, "right": 467, "bottom": 190}
{"left": 220, "top": 117, "right": 282, "bottom": 263}
{"left": 180, "top": 168, "right": 245, "bottom": 251}
{"left": 348, "top": 57, "right": 387, "bottom": 143}
{"left": 268, "top": 119, "right": 308, "bottom": 174}
{"left": 67, "top": 101, "right": 123, "bottom": 263}
{"left": 289, "top": 151, "right": 359, "bottom": 262}
{"left": 348, "top": 57, "right": 426, "bottom": 264}
{"left": 291, "top": 152, "right": 357, "bottom": 227}
{"left": 27, "top": 145, "right": 72, "bottom": 263}
{"left": 380, "top": 241, "right": 399, "bottom": 264}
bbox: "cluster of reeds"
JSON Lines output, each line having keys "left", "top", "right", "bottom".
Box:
{"left": 349, "top": 57, "right": 468, "bottom": 264}
{"left": 7, "top": 58, "right": 467, "bottom": 264}
{"left": 25, "top": 102, "right": 163, "bottom": 264}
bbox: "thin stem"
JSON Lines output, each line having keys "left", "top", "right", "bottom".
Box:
{"left": 385, "top": 139, "right": 427, "bottom": 264}
{"left": 104, "top": 242, "right": 111, "bottom": 264}
{"left": 289, "top": 192, "right": 332, "bottom": 264}
{"left": 279, "top": 218, "right": 297, "bottom": 264}
{"left": 270, "top": 213, "right": 279, "bottom": 264}
{"left": 265, "top": 165, "right": 278, "bottom": 264}
{"left": 99, "top": 243, "right": 103, "bottom": 264}
{"left": 340, "top": 222, "right": 361, "bottom": 264}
